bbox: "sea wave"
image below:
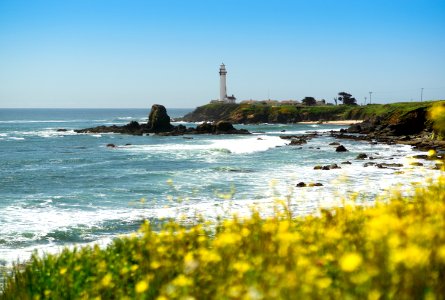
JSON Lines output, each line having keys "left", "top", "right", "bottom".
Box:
{"left": 0, "top": 120, "right": 82, "bottom": 124}
{"left": 121, "top": 135, "right": 287, "bottom": 155}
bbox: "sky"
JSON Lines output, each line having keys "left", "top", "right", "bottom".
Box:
{"left": 0, "top": 0, "right": 444, "bottom": 108}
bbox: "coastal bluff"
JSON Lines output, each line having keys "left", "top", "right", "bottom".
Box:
{"left": 74, "top": 104, "right": 250, "bottom": 136}
{"left": 181, "top": 101, "right": 445, "bottom": 126}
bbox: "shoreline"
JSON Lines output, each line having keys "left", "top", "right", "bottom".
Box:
{"left": 298, "top": 120, "right": 363, "bottom": 125}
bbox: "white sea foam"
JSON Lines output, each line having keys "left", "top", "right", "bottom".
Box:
{"left": 7, "top": 129, "right": 78, "bottom": 139}
{"left": 209, "top": 135, "right": 288, "bottom": 154}
{"left": 8, "top": 137, "right": 25, "bottom": 140}
{"left": 123, "top": 135, "right": 287, "bottom": 155}
{"left": 0, "top": 120, "right": 81, "bottom": 124}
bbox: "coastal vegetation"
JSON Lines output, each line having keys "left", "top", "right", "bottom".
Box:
{"left": 181, "top": 100, "right": 445, "bottom": 125}
{"left": 1, "top": 104, "right": 445, "bottom": 299}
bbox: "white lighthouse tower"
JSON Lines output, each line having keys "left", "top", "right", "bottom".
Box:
{"left": 218, "top": 63, "right": 236, "bottom": 103}
{"left": 219, "top": 63, "right": 227, "bottom": 101}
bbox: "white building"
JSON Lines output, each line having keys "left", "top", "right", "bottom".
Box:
{"left": 215, "top": 63, "right": 236, "bottom": 103}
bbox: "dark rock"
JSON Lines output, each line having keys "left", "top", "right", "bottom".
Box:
{"left": 356, "top": 153, "right": 367, "bottom": 160}
{"left": 329, "top": 142, "right": 340, "bottom": 146}
{"left": 183, "top": 137, "right": 194, "bottom": 139}
{"left": 411, "top": 154, "right": 433, "bottom": 160}
{"left": 410, "top": 162, "right": 423, "bottom": 166}
{"left": 336, "top": 145, "right": 348, "bottom": 152}
{"left": 318, "top": 164, "right": 341, "bottom": 170}
{"left": 309, "top": 182, "right": 323, "bottom": 187}
{"left": 347, "top": 124, "right": 361, "bottom": 133}
{"left": 106, "top": 143, "right": 116, "bottom": 148}
{"left": 257, "top": 137, "right": 264, "bottom": 140}
{"left": 125, "top": 143, "right": 132, "bottom": 146}
{"left": 191, "top": 121, "right": 249, "bottom": 135}
{"left": 364, "top": 162, "right": 376, "bottom": 167}
{"left": 57, "top": 129, "right": 67, "bottom": 132}
{"left": 76, "top": 106, "right": 250, "bottom": 136}
{"left": 215, "top": 121, "right": 235, "bottom": 132}
{"left": 296, "top": 182, "right": 306, "bottom": 187}
{"left": 376, "top": 163, "right": 403, "bottom": 169}
{"left": 290, "top": 138, "right": 307, "bottom": 146}
{"left": 341, "top": 161, "right": 352, "bottom": 164}
{"left": 147, "top": 104, "right": 174, "bottom": 133}
{"left": 195, "top": 122, "right": 214, "bottom": 133}
{"left": 434, "top": 163, "right": 443, "bottom": 170}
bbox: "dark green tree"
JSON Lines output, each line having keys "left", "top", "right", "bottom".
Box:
{"left": 302, "top": 97, "right": 317, "bottom": 106}
{"left": 337, "top": 92, "right": 357, "bottom": 105}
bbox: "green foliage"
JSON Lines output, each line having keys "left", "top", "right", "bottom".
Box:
{"left": 301, "top": 97, "right": 317, "bottom": 106}
{"left": 182, "top": 103, "right": 238, "bottom": 121}
{"left": 2, "top": 175, "right": 445, "bottom": 299}
{"left": 338, "top": 92, "right": 357, "bottom": 105}
{"left": 343, "top": 101, "right": 445, "bottom": 120}
{"left": 184, "top": 100, "right": 445, "bottom": 124}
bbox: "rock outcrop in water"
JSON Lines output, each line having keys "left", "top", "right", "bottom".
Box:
{"left": 74, "top": 104, "right": 249, "bottom": 136}
{"left": 147, "top": 104, "right": 174, "bottom": 133}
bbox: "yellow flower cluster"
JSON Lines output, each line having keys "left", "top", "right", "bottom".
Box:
{"left": 2, "top": 175, "right": 445, "bottom": 299}
{"left": 429, "top": 102, "right": 445, "bottom": 138}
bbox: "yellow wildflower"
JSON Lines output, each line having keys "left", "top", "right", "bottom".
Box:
{"left": 437, "top": 245, "right": 445, "bottom": 262}
{"left": 59, "top": 268, "right": 67, "bottom": 275}
{"left": 214, "top": 232, "right": 241, "bottom": 247}
{"left": 316, "top": 277, "right": 332, "bottom": 289}
{"left": 233, "top": 261, "right": 250, "bottom": 274}
{"left": 428, "top": 149, "right": 436, "bottom": 157}
{"left": 173, "top": 274, "right": 193, "bottom": 287}
{"left": 131, "top": 264, "right": 139, "bottom": 272}
{"left": 151, "top": 261, "right": 161, "bottom": 269}
{"left": 135, "top": 280, "right": 149, "bottom": 293}
{"left": 101, "top": 273, "right": 112, "bottom": 287}
{"left": 340, "top": 252, "right": 363, "bottom": 272}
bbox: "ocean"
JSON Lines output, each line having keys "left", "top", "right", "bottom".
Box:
{"left": 0, "top": 108, "right": 438, "bottom": 267}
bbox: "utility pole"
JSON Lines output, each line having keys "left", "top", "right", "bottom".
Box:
{"left": 364, "top": 96, "right": 367, "bottom": 105}
{"left": 421, "top": 88, "right": 424, "bottom": 102}
{"left": 369, "top": 91, "right": 373, "bottom": 104}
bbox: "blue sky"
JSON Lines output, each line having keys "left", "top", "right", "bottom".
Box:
{"left": 0, "top": 0, "right": 444, "bottom": 108}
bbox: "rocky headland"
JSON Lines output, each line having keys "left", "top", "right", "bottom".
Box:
{"left": 74, "top": 104, "right": 250, "bottom": 136}
{"left": 337, "top": 104, "right": 445, "bottom": 152}
{"left": 181, "top": 100, "right": 445, "bottom": 152}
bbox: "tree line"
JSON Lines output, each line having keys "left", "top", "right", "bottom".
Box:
{"left": 302, "top": 92, "right": 357, "bottom": 106}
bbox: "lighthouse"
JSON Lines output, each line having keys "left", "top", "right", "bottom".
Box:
{"left": 218, "top": 63, "right": 236, "bottom": 103}
{"left": 219, "top": 64, "right": 227, "bottom": 101}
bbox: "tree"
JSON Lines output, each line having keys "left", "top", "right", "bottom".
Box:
{"left": 337, "top": 92, "right": 357, "bottom": 105}
{"left": 302, "top": 96, "right": 316, "bottom": 106}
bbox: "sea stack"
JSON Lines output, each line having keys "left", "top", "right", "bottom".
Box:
{"left": 147, "top": 104, "right": 174, "bottom": 133}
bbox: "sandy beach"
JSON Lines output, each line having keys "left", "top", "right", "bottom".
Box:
{"left": 298, "top": 120, "right": 363, "bottom": 125}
